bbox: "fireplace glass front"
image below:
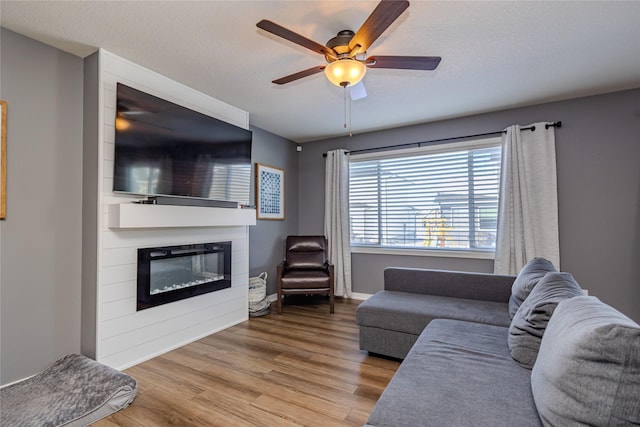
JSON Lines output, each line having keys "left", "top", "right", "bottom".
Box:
{"left": 137, "top": 242, "right": 231, "bottom": 311}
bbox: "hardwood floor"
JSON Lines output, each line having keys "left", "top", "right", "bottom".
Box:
{"left": 95, "top": 298, "right": 400, "bottom": 426}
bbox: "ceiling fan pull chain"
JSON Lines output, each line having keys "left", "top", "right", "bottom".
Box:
{"left": 348, "top": 87, "right": 353, "bottom": 137}
{"left": 344, "top": 85, "right": 348, "bottom": 130}
{"left": 343, "top": 85, "right": 353, "bottom": 137}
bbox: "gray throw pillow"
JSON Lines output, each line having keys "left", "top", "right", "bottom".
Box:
{"left": 531, "top": 296, "right": 640, "bottom": 426}
{"left": 508, "top": 257, "right": 557, "bottom": 318}
{"left": 508, "top": 272, "right": 583, "bottom": 369}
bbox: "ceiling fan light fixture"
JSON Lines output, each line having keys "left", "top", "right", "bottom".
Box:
{"left": 324, "top": 59, "right": 367, "bottom": 87}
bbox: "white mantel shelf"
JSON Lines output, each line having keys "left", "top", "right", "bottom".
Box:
{"left": 108, "top": 203, "right": 256, "bottom": 229}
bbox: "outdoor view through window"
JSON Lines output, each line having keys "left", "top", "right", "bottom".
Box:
{"left": 349, "top": 138, "right": 501, "bottom": 253}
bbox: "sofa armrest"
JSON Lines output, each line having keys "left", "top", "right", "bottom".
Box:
{"left": 383, "top": 267, "right": 515, "bottom": 303}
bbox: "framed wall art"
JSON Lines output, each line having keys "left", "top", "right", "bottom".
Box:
{"left": 255, "top": 163, "right": 284, "bottom": 220}
{"left": 1, "top": 100, "right": 6, "bottom": 219}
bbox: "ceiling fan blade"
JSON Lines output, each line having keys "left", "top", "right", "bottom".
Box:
{"left": 349, "top": 0, "right": 409, "bottom": 54}
{"left": 367, "top": 55, "right": 441, "bottom": 70}
{"left": 257, "top": 20, "right": 336, "bottom": 58}
{"left": 349, "top": 82, "right": 367, "bottom": 100}
{"left": 272, "top": 65, "right": 326, "bottom": 85}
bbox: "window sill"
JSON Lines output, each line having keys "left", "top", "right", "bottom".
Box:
{"left": 350, "top": 246, "right": 495, "bottom": 260}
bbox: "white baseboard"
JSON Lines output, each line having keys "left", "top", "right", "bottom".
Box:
{"left": 267, "top": 292, "right": 372, "bottom": 301}
{"left": 0, "top": 374, "right": 35, "bottom": 389}
{"left": 349, "top": 292, "right": 373, "bottom": 300}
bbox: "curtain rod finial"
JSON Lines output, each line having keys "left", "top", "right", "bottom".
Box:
{"left": 546, "top": 121, "right": 562, "bottom": 129}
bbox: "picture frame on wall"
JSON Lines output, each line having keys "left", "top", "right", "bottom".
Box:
{"left": 1, "top": 100, "right": 6, "bottom": 219}
{"left": 256, "top": 163, "right": 285, "bottom": 220}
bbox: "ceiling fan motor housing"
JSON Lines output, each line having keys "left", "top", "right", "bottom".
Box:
{"left": 325, "top": 30, "right": 362, "bottom": 62}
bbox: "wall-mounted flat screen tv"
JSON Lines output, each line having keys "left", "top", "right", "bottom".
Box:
{"left": 113, "top": 83, "right": 252, "bottom": 205}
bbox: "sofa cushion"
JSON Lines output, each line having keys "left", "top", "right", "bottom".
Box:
{"left": 356, "top": 290, "right": 510, "bottom": 336}
{"left": 367, "top": 319, "right": 542, "bottom": 427}
{"left": 531, "top": 296, "right": 640, "bottom": 426}
{"left": 509, "top": 257, "right": 557, "bottom": 318}
{"left": 508, "top": 272, "right": 583, "bottom": 369}
{"left": 383, "top": 267, "right": 514, "bottom": 303}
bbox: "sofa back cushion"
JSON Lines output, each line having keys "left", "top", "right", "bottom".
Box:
{"left": 383, "top": 268, "right": 514, "bottom": 303}
{"left": 508, "top": 272, "right": 583, "bottom": 369}
{"left": 509, "top": 257, "right": 557, "bottom": 318}
{"left": 531, "top": 296, "right": 640, "bottom": 426}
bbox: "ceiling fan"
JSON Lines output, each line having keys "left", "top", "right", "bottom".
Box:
{"left": 256, "top": 0, "right": 441, "bottom": 97}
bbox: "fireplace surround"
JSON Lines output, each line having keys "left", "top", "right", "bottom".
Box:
{"left": 81, "top": 50, "right": 254, "bottom": 370}
{"left": 137, "top": 242, "right": 232, "bottom": 311}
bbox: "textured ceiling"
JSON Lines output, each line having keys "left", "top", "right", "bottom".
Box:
{"left": 2, "top": 1, "right": 639, "bottom": 143}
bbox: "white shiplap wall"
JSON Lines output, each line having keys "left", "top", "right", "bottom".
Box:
{"left": 91, "top": 49, "right": 251, "bottom": 370}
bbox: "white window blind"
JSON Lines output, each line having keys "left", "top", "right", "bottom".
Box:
{"left": 349, "top": 138, "right": 502, "bottom": 253}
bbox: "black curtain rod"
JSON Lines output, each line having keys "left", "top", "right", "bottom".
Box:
{"left": 322, "top": 121, "right": 562, "bottom": 157}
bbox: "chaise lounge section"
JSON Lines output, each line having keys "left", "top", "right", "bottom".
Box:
{"left": 356, "top": 267, "right": 515, "bottom": 359}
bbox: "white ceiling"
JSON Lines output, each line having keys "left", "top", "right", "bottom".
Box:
{"left": 2, "top": 1, "right": 639, "bottom": 143}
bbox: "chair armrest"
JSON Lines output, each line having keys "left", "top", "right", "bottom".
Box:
{"left": 383, "top": 267, "right": 515, "bottom": 303}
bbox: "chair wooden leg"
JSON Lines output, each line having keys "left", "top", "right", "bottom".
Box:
{"left": 277, "top": 293, "right": 283, "bottom": 315}
{"left": 276, "top": 264, "right": 283, "bottom": 315}
{"left": 329, "top": 292, "right": 334, "bottom": 314}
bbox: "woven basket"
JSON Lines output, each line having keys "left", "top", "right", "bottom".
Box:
{"left": 248, "top": 272, "right": 267, "bottom": 304}
{"left": 249, "top": 297, "right": 271, "bottom": 313}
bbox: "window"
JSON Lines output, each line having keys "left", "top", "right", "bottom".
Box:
{"left": 349, "top": 138, "right": 502, "bottom": 254}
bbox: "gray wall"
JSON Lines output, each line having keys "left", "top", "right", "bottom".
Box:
{"left": 298, "top": 89, "right": 640, "bottom": 322}
{"left": 81, "top": 52, "right": 99, "bottom": 359}
{"left": 249, "top": 126, "right": 299, "bottom": 295}
{"left": 0, "top": 29, "right": 84, "bottom": 384}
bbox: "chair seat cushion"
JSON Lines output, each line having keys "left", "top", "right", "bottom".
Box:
{"left": 281, "top": 269, "right": 330, "bottom": 289}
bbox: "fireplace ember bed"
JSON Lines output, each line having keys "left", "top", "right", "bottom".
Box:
{"left": 137, "top": 242, "right": 232, "bottom": 311}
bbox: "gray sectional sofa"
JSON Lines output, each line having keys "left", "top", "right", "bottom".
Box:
{"left": 356, "top": 260, "right": 640, "bottom": 426}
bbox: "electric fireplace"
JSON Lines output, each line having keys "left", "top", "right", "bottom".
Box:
{"left": 137, "top": 242, "right": 232, "bottom": 311}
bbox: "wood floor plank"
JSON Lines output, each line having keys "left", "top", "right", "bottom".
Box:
{"left": 261, "top": 370, "right": 382, "bottom": 415}
{"left": 251, "top": 394, "right": 353, "bottom": 427}
{"left": 95, "top": 298, "right": 400, "bottom": 426}
{"left": 346, "top": 408, "right": 372, "bottom": 426}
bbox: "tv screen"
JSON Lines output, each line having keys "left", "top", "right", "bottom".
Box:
{"left": 113, "top": 83, "right": 252, "bottom": 204}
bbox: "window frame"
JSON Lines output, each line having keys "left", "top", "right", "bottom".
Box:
{"left": 348, "top": 137, "right": 502, "bottom": 259}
